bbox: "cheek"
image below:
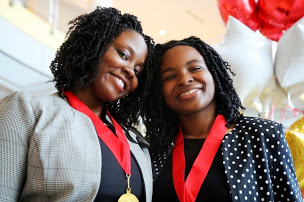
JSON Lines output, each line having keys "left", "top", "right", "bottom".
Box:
{"left": 208, "top": 76, "right": 215, "bottom": 90}
{"left": 162, "top": 83, "right": 173, "bottom": 105}
{"left": 130, "top": 79, "right": 139, "bottom": 92}
{"left": 101, "top": 51, "right": 122, "bottom": 67}
{"left": 161, "top": 83, "right": 168, "bottom": 98}
{"left": 206, "top": 76, "right": 216, "bottom": 96}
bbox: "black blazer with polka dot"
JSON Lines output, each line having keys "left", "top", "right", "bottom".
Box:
{"left": 151, "top": 116, "right": 302, "bottom": 202}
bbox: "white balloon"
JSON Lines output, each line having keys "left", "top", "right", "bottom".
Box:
{"left": 214, "top": 16, "right": 275, "bottom": 112}
{"left": 275, "top": 17, "right": 304, "bottom": 110}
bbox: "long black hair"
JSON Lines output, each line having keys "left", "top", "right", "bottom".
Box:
{"left": 144, "top": 36, "right": 244, "bottom": 152}
{"left": 50, "top": 7, "right": 154, "bottom": 127}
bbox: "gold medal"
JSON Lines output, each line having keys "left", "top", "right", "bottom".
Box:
{"left": 118, "top": 190, "right": 139, "bottom": 202}
{"left": 118, "top": 174, "right": 139, "bottom": 202}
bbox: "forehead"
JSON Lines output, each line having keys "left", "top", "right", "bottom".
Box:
{"left": 160, "top": 45, "right": 204, "bottom": 67}
{"left": 112, "top": 30, "right": 147, "bottom": 49}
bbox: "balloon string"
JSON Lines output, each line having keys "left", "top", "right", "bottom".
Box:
{"left": 280, "top": 106, "right": 304, "bottom": 123}
{"left": 264, "top": 102, "right": 276, "bottom": 121}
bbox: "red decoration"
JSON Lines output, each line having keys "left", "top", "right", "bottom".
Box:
{"left": 217, "top": 0, "right": 258, "bottom": 31}
{"left": 217, "top": 0, "right": 304, "bottom": 41}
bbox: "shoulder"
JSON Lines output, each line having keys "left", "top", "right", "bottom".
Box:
{"left": 0, "top": 91, "right": 34, "bottom": 110}
{"left": 236, "top": 116, "right": 285, "bottom": 137}
{"left": 238, "top": 116, "right": 283, "bottom": 128}
{"left": 0, "top": 91, "right": 87, "bottom": 132}
{"left": 224, "top": 116, "right": 286, "bottom": 156}
{"left": 0, "top": 91, "right": 68, "bottom": 112}
{"left": 223, "top": 116, "right": 286, "bottom": 151}
{"left": 0, "top": 91, "right": 48, "bottom": 121}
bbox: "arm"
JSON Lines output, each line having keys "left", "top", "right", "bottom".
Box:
{"left": 0, "top": 92, "right": 35, "bottom": 201}
{"left": 272, "top": 123, "right": 302, "bottom": 201}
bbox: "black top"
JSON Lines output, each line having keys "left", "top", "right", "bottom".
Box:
{"left": 153, "top": 138, "right": 232, "bottom": 202}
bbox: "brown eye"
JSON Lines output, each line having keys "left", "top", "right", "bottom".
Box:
{"left": 134, "top": 66, "right": 144, "bottom": 76}
{"left": 117, "top": 50, "right": 128, "bottom": 60}
{"left": 163, "top": 74, "right": 176, "bottom": 81}
{"left": 189, "top": 66, "right": 202, "bottom": 72}
{"left": 134, "top": 68, "right": 139, "bottom": 76}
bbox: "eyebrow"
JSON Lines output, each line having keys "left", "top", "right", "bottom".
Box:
{"left": 126, "top": 44, "right": 135, "bottom": 55}
{"left": 186, "top": 59, "right": 204, "bottom": 65}
{"left": 116, "top": 43, "right": 135, "bottom": 54}
{"left": 161, "top": 59, "right": 204, "bottom": 75}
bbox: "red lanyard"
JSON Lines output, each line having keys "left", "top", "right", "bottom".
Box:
{"left": 64, "top": 90, "right": 131, "bottom": 175}
{"left": 172, "top": 114, "right": 227, "bottom": 202}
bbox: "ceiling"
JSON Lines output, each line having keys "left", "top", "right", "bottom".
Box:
{"left": 0, "top": 0, "right": 227, "bottom": 98}
{"left": 113, "top": 0, "right": 226, "bottom": 44}
{"left": 24, "top": 0, "right": 227, "bottom": 45}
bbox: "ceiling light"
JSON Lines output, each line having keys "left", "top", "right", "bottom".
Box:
{"left": 159, "top": 30, "right": 166, "bottom": 36}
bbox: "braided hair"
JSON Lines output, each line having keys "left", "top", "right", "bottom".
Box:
{"left": 144, "top": 36, "right": 244, "bottom": 152}
{"left": 50, "top": 7, "right": 155, "bottom": 127}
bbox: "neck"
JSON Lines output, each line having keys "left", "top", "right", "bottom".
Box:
{"left": 74, "top": 87, "right": 104, "bottom": 118}
{"left": 179, "top": 110, "right": 216, "bottom": 139}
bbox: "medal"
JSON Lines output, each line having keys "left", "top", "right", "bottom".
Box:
{"left": 64, "top": 90, "right": 138, "bottom": 201}
{"left": 118, "top": 174, "right": 139, "bottom": 202}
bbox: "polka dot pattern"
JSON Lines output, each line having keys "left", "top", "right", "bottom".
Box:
{"left": 151, "top": 116, "right": 302, "bottom": 201}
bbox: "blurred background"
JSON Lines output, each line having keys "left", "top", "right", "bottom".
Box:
{"left": 0, "top": 0, "right": 225, "bottom": 98}
{"left": 0, "top": 0, "right": 304, "bottom": 126}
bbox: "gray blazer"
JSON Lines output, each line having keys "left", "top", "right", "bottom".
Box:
{"left": 0, "top": 92, "right": 152, "bottom": 202}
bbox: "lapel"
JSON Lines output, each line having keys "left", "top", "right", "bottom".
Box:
{"left": 104, "top": 114, "right": 152, "bottom": 201}
{"left": 128, "top": 130, "right": 153, "bottom": 202}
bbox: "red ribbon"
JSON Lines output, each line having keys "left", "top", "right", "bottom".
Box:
{"left": 64, "top": 90, "right": 131, "bottom": 175}
{"left": 172, "top": 114, "right": 227, "bottom": 202}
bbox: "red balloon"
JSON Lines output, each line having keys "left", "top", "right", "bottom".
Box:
{"left": 258, "top": 0, "right": 304, "bottom": 41}
{"left": 217, "top": 0, "right": 258, "bottom": 31}
{"left": 217, "top": 0, "right": 304, "bottom": 41}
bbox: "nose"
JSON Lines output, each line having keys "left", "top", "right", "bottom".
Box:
{"left": 122, "top": 66, "right": 135, "bottom": 78}
{"left": 178, "top": 73, "right": 193, "bottom": 85}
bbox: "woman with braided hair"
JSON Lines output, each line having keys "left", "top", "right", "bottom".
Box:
{"left": 0, "top": 7, "right": 154, "bottom": 201}
{"left": 144, "top": 37, "right": 302, "bottom": 201}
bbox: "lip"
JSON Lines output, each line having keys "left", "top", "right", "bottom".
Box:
{"left": 110, "top": 73, "right": 128, "bottom": 92}
{"left": 177, "top": 87, "right": 201, "bottom": 100}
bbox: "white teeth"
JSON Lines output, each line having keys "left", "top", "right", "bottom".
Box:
{"left": 113, "top": 76, "right": 124, "bottom": 89}
{"left": 180, "top": 89, "right": 198, "bottom": 96}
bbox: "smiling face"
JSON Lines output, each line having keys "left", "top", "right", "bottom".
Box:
{"left": 90, "top": 30, "right": 148, "bottom": 103}
{"left": 160, "top": 45, "right": 216, "bottom": 116}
